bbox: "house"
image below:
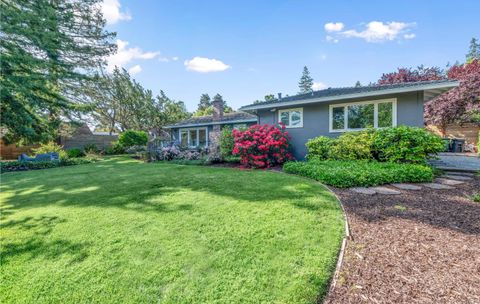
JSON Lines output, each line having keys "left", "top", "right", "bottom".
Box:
{"left": 240, "top": 80, "right": 459, "bottom": 159}
{"left": 164, "top": 98, "right": 257, "bottom": 150}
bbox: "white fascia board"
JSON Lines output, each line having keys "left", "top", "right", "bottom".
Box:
{"left": 163, "top": 118, "right": 257, "bottom": 129}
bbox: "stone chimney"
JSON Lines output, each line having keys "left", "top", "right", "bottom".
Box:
{"left": 212, "top": 97, "right": 223, "bottom": 121}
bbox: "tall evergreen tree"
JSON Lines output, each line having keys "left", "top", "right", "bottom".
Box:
{"left": 0, "top": 0, "right": 116, "bottom": 144}
{"left": 197, "top": 94, "right": 211, "bottom": 112}
{"left": 355, "top": 81, "right": 362, "bottom": 87}
{"left": 298, "top": 66, "right": 314, "bottom": 94}
{"left": 466, "top": 38, "right": 480, "bottom": 63}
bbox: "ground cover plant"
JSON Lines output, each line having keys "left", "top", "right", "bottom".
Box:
{"left": 283, "top": 160, "right": 434, "bottom": 188}
{"left": 0, "top": 156, "right": 344, "bottom": 303}
{"left": 0, "top": 157, "right": 98, "bottom": 173}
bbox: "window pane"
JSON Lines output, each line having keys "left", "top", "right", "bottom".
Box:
{"left": 378, "top": 102, "right": 393, "bottom": 128}
{"left": 189, "top": 129, "right": 197, "bottom": 147}
{"left": 332, "top": 107, "right": 345, "bottom": 130}
{"left": 198, "top": 129, "right": 207, "bottom": 146}
{"left": 290, "top": 111, "right": 302, "bottom": 126}
{"left": 180, "top": 130, "right": 188, "bottom": 147}
{"left": 233, "top": 124, "right": 247, "bottom": 130}
{"left": 280, "top": 111, "right": 289, "bottom": 126}
{"left": 347, "top": 104, "right": 374, "bottom": 129}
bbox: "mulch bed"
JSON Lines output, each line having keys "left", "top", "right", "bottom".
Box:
{"left": 325, "top": 176, "right": 480, "bottom": 304}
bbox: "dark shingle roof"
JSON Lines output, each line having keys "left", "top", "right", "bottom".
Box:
{"left": 241, "top": 79, "right": 458, "bottom": 110}
{"left": 164, "top": 112, "right": 256, "bottom": 128}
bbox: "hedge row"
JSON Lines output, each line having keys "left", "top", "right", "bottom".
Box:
{"left": 0, "top": 158, "right": 98, "bottom": 173}
{"left": 283, "top": 160, "right": 434, "bottom": 188}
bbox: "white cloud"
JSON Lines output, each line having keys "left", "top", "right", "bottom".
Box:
{"left": 128, "top": 65, "right": 142, "bottom": 75}
{"left": 172, "top": 56, "right": 179, "bottom": 61}
{"left": 101, "top": 0, "right": 131, "bottom": 25}
{"left": 312, "top": 82, "right": 328, "bottom": 90}
{"left": 107, "top": 39, "right": 160, "bottom": 72}
{"left": 320, "top": 54, "right": 327, "bottom": 60}
{"left": 158, "top": 57, "right": 170, "bottom": 62}
{"left": 404, "top": 33, "right": 416, "bottom": 39}
{"left": 324, "top": 22, "right": 344, "bottom": 32}
{"left": 326, "top": 35, "right": 339, "bottom": 43}
{"left": 184, "top": 57, "right": 231, "bottom": 73}
{"left": 341, "top": 21, "right": 416, "bottom": 42}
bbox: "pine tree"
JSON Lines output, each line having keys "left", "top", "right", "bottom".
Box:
{"left": 355, "top": 81, "right": 362, "bottom": 87}
{"left": 0, "top": 0, "right": 116, "bottom": 144}
{"left": 298, "top": 66, "right": 314, "bottom": 94}
{"left": 466, "top": 38, "right": 480, "bottom": 63}
{"left": 197, "top": 94, "right": 211, "bottom": 112}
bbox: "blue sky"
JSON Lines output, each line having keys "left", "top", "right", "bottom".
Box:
{"left": 102, "top": 0, "right": 480, "bottom": 111}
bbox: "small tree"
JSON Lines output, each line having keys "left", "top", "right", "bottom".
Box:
{"left": 355, "top": 81, "right": 362, "bottom": 87}
{"left": 298, "top": 66, "right": 314, "bottom": 94}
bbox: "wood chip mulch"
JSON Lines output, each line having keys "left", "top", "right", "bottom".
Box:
{"left": 325, "top": 177, "right": 480, "bottom": 304}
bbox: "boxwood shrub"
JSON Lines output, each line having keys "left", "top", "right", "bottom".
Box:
{"left": 283, "top": 160, "right": 434, "bottom": 188}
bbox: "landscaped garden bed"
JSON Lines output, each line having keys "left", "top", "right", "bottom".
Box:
{"left": 0, "top": 156, "right": 344, "bottom": 303}
{"left": 325, "top": 173, "right": 480, "bottom": 303}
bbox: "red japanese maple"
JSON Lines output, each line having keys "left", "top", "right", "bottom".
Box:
{"left": 232, "top": 124, "right": 293, "bottom": 168}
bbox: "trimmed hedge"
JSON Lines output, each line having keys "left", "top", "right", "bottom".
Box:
{"left": 0, "top": 158, "right": 98, "bottom": 173}
{"left": 283, "top": 160, "right": 434, "bottom": 188}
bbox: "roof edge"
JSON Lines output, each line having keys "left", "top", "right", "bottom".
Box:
{"left": 240, "top": 80, "right": 459, "bottom": 111}
{"left": 164, "top": 118, "right": 257, "bottom": 129}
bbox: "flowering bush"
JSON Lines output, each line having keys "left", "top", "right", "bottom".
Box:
{"left": 157, "top": 145, "right": 181, "bottom": 160}
{"left": 232, "top": 124, "right": 293, "bottom": 168}
{"left": 178, "top": 150, "right": 201, "bottom": 160}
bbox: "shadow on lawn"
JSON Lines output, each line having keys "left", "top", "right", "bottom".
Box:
{"left": 0, "top": 215, "right": 89, "bottom": 264}
{"left": 0, "top": 158, "right": 337, "bottom": 218}
{"left": 335, "top": 177, "right": 480, "bottom": 235}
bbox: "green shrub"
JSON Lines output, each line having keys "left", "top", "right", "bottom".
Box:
{"left": 0, "top": 157, "right": 98, "bottom": 173}
{"left": 328, "top": 130, "right": 374, "bottom": 160}
{"left": 66, "top": 148, "right": 84, "bottom": 158}
{"left": 283, "top": 160, "right": 433, "bottom": 188}
{"left": 372, "top": 126, "right": 444, "bottom": 164}
{"left": 471, "top": 193, "right": 480, "bottom": 203}
{"left": 104, "top": 141, "right": 126, "bottom": 155}
{"left": 32, "top": 142, "right": 68, "bottom": 160}
{"left": 118, "top": 130, "right": 148, "bottom": 148}
{"left": 83, "top": 143, "right": 100, "bottom": 154}
{"left": 306, "top": 136, "right": 333, "bottom": 160}
{"left": 219, "top": 126, "right": 235, "bottom": 158}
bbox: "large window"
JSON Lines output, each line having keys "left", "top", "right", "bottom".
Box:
{"left": 278, "top": 108, "right": 303, "bottom": 128}
{"left": 329, "top": 99, "right": 396, "bottom": 132}
{"left": 179, "top": 128, "right": 208, "bottom": 148}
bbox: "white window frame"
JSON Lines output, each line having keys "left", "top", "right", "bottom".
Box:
{"left": 329, "top": 98, "right": 397, "bottom": 133}
{"left": 178, "top": 127, "right": 208, "bottom": 148}
{"left": 278, "top": 107, "right": 303, "bottom": 128}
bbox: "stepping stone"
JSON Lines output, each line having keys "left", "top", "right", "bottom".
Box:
{"left": 390, "top": 183, "right": 422, "bottom": 190}
{"left": 435, "top": 178, "right": 465, "bottom": 185}
{"left": 447, "top": 172, "right": 475, "bottom": 177}
{"left": 420, "top": 183, "right": 454, "bottom": 190}
{"left": 444, "top": 175, "right": 473, "bottom": 181}
{"left": 350, "top": 187, "right": 376, "bottom": 195}
{"left": 370, "top": 186, "right": 401, "bottom": 195}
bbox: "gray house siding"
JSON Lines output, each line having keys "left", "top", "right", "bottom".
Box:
{"left": 258, "top": 92, "right": 425, "bottom": 159}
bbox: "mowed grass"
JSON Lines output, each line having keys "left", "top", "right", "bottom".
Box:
{"left": 0, "top": 157, "right": 344, "bottom": 303}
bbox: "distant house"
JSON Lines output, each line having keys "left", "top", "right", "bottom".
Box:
{"left": 240, "top": 80, "right": 459, "bottom": 159}
{"left": 164, "top": 99, "right": 256, "bottom": 149}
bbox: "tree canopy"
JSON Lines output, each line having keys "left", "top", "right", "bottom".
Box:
{"left": 90, "top": 67, "right": 190, "bottom": 134}
{"left": 0, "top": 0, "right": 116, "bottom": 144}
{"left": 193, "top": 93, "right": 233, "bottom": 116}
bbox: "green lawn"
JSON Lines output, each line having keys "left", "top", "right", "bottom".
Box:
{"left": 0, "top": 157, "right": 344, "bottom": 303}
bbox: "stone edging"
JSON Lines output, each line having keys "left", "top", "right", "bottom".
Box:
{"left": 325, "top": 186, "right": 351, "bottom": 297}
